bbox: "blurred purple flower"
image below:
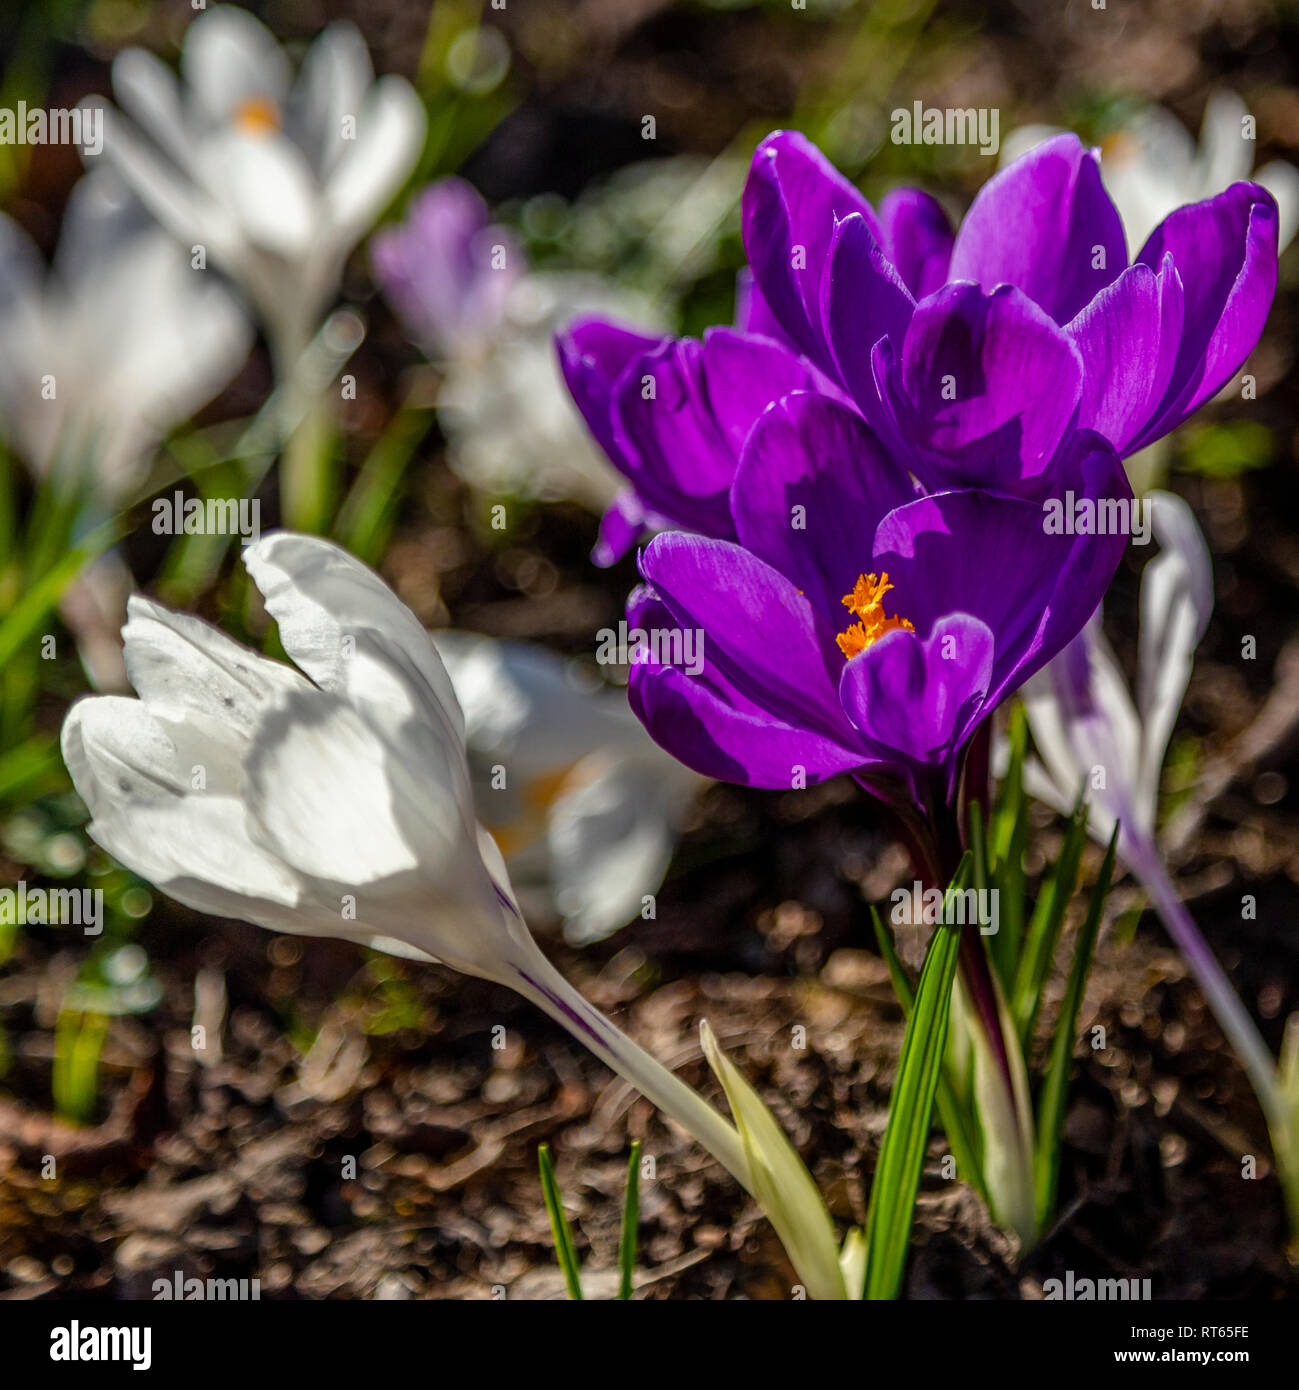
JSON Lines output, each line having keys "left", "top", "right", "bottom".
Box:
{"left": 372, "top": 177, "right": 525, "bottom": 359}
{"left": 624, "top": 393, "right": 1129, "bottom": 818}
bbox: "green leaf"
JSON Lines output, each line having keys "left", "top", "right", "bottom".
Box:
{"left": 537, "top": 1143, "right": 584, "bottom": 1300}
{"left": 1033, "top": 825, "right": 1117, "bottom": 1235}
{"left": 863, "top": 854, "right": 968, "bottom": 1299}
{"left": 1011, "top": 784, "right": 1089, "bottom": 1046}
{"left": 871, "top": 904, "right": 984, "bottom": 1197}
{"left": 700, "top": 1020, "right": 847, "bottom": 1300}
{"left": 617, "top": 1140, "right": 641, "bottom": 1301}
{"left": 989, "top": 704, "right": 1028, "bottom": 979}
{"left": 334, "top": 402, "right": 433, "bottom": 566}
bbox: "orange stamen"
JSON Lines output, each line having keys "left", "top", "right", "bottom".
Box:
{"left": 835, "top": 571, "right": 914, "bottom": 659}
{"left": 233, "top": 96, "right": 282, "bottom": 136}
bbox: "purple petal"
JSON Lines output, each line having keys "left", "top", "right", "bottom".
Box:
{"left": 839, "top": 613, "right": 994, "bottom": 790}
{"left": 592, "top": 490, "right": 650, "bottom": 567}
{"left": 611, "top": 329, "right": 823, "bottom": 540}
{"left": 1066, "top": 257, "right": 1185, "bottom": 455}
{"left": 742, "top": 130, "right": 879, "bottom": 367}
{"left": 948, "top": 134, "right": 1127, "bottom": 324}
{"left": 637, "top": 532, "right": 858, "bottom": 748}
{"left": 733, "top": 268, "right": 791, "bottom": 343}
{"left": 872, "top": 435, "right": 1129, "bottom": 713}
{"left": 557, "top": 318, "right": 668, "bottom": 473}
{"left": 822, "top": 213, "right": 916, "bottom": 433}
{"left": 1129, "top": 182, "right": 1279, "bottom": 450}
{"left": 880, "top": 282, "right": 1084, "bottom": 494}
{"left": 731, "top": 391, "right": 918, "bottom": 617}
{"left": 879, "top": 187, "right": 953, "bottom": 298}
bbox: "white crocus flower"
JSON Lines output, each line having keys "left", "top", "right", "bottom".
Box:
{"left": 88, "top": 5, "right": 426, "bottom": 368}
{"left": 435, "top": 274, "right": 661, "bottom": 511}
{"left": 60, "top": 533, "right": 751, "bottom": 1206}
{"left": 432, "top": 631, "right": 704, "bottom": 945}
{"left": 1003, "top": 91, "right": 1299, "bottom": 252}
{"left": 0, "top": 169, "right": 250, "bottom": 501}
{"left": 0, "top": 169, "right": 251, "bottom": 689}
{"left": 1022, "top": 493, "right": 1288, "bottom": 1179}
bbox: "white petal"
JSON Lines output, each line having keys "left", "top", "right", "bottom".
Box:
{"left": 180, "top": 5, "right": 291, "bottom": 126}
{"left": 323, "top": 77, "right": 425, "bottom": 244}
{"left": 290, "top": 21, "right": 374, "bottom": 176}
{"left": 1195, "top": 90, "right": 1255, "bottom": 198}
{"left": 548, "top": 753, "right": 696, "bottom": 945}
{"left": 243, "top": 687, "right": 517, "bottom": 973}
{"left": 90, "top": 101, "right": 225, "bottom": 254}
{"left": 197, "top": 128, "right": 321, "bottom": 258}
{"left": 122, "top": 594, "right": 308, "bottom": 741}
{"left": 997, "top": 123, "right": 1063, "bottom": 167}
{"left": 244, "top": 533, "right": 465, "bottom": 747}
{"left": 1134, "top": 491, "right": 1213, "bottom": 823}
{"left": 111, "top": 47, "right": 191, "bottom": 166}
{"left": 1257, "top": 159, "right": 1299, "bottom": 253}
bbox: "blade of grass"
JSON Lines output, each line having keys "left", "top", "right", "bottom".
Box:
{"left": 1033, "top": 825, "right": 1117, "bottom": 1235}
{"left": 871, "top": 905, "right": 984, "bottom": 1197}
{"left": 537, "top": 1143, "right": 584, "bottom": 1300}
{"left": 1010, "top": 784, "right": 1089, "bottom": 1045}
{"left": 863, "top": 852, "right": 969, "bottom": 1299}
{"left": 334, "top": 401, "right": 433, "bottom": 566}
{"left": 617, "top": 1139, "right": 642, "bottom": 1301}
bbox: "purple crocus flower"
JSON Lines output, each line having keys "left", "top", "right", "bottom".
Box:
{"left": 624, "top": 392, "right": 1129, "bottom": 821}
{"left": 762, "top": 129, "right": 1279, "bottom": 469}
{"left": 371, "top": 177, "right": 525, "bottom": 360}
{"left": 560, "top": 129, "right": 1277, "bottom": 558}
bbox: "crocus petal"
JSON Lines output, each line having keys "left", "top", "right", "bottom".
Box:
{"left": 1130, "top": 183, "right": 1278, "bottom": 450}
{"left": 839, "top": 613, "right": 995, "bottom": 789}
{"left": 822, "top": 213, "right": 915, "bottom": 432}
{"left": 742, "top": 129, "right": 879, "bottom": 366}
{"left": 627, "top": 588, "right": 867, "bottom": 788}
{"left": 324, "top": 77, "right": 426, "bottom": 245}
{"left": 878, "top": 187, "right": 953, "bottom": 298}
{"left": 733, "top": 267, "right": 789, "bottom": 341}
{"left": 593, "top": 489, "right": 651, "bottom": 566}
{"left": 110, "top": 47, "right": 192, "bottom": 168}
{"left": 181, "top": 5, "right": 292, "bottom": 126}
{"left": 245, "top": 533, "right": 467, "bottom": 747}
{"left": 557, "top": 317, "right": 667, "bottom": 473}
{"left": 948, "top": 133, "right": 1127, "bottom": 324}
{"left": 1134, "top": 490, "right": 1213, "bottom": 821}
{"left": 731, "top": 390, "right": 917, "bottom": 617}
{"left": 612, "top": 329, "right": 822, "bottom": 538}
{"left": 1066, "top": 256, "right": 1184, "bottom": 454}
{"left": 120, "top": 596, "right": 309, "bottom": 745}
{"left": 880, "top": 282, "right": 1084, "bottom": 493}
{"left": 1022, "top": 621, "right": 1145, "bottom": 843}
{"left": 637, "top": 533, "right": 859, "bottom": 749}
{"left": 290, "top": 21, "right": 374, "bottom": 176}
{"left": 872, "top": 439, "right": 1129, "bottom": 711}
{"left": 199, "top": 128, "right": 321, "bottom": 258}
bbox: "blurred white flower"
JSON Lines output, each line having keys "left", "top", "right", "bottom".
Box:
{"left": 61, "top": 533, "right": 750, "bottom": 1195}
{"left": 433, "top": 630, "right": 704, "bottom": 944}
{"left": 1022, "top": 490, "right": 1213, "bottom": 856}
{"left": 89, "top": 5, "right": 426, "bottom": 366}
{"left": 0, "top": 169, "right": 251, "bottom": 690}
{"left": 0, "top": 170, "right": 250, "bottom": 499}
{"left": 437, "top": 273, "right": 661, "bottom": 509}
{"left": 1002, "top": 91, "right": 1299, "bottom": 252}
